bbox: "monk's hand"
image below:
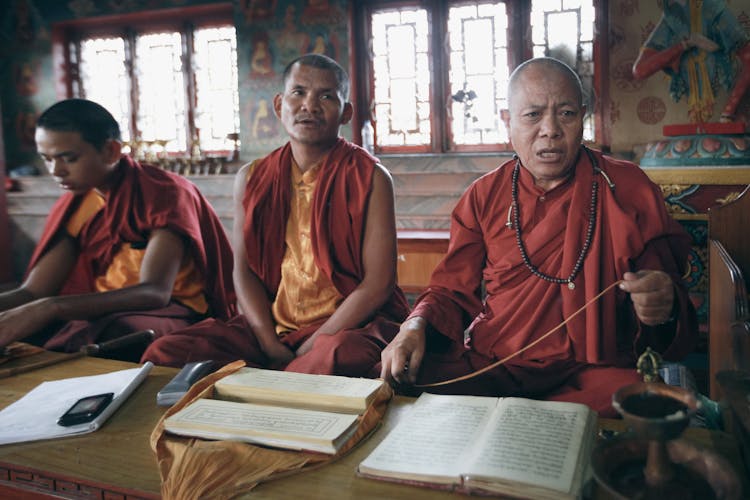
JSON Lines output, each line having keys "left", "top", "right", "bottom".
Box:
{"left": 259, "top": 337, "right": 295, "bottom": 366}
{"left": 0, "top": 299, "right": 55, "bottom": 347}
{"left": 380, "top": 316, "right": 426, "bottom": 387}
{"left": 619, "top": 270, "right": 676, "bottom": 326}
{"left": 685, "top": 33, "right": 719, "bottom": 52}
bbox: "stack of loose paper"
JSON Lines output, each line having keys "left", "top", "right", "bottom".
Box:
{"left": 0, "top": 362, "right": 153, "bottom": 445}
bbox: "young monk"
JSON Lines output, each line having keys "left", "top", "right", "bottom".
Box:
{"left": 380, "top": 58, "right": 698, "bottom": 417}
{"left": 143, "top": 54, "right": 409, "bottom": 376}
{"left": 0, "top": 99, "right": 235, "bottom": 358}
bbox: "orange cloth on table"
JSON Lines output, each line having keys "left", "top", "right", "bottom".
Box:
{"left": 150, "top": 360, "right": 393, "bottom": 499}
{"left": 66, "top": 190, "right": 208, "bottom": 314}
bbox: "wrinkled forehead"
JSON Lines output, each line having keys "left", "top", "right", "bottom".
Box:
{"left": 285, "top": 63, "right": 343, "bottom": 95}
{"left": 509, "top": 65, "right": 582, "bottom": 111}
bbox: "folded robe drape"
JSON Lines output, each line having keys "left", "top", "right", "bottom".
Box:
{"left": 408, "top": 148, "right": 698, "bottom": 417}
{"left": 27, "top": 156, "right": 235, "bottom": 354}
{"left": 144, "top": 139, "right": 409, "bottom": 372}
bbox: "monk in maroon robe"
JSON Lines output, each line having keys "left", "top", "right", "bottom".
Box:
{"left": 0, "top": 99, "right": 235, "bottom": 359}
{"left": 380, "top": 58, "right": 697, "bottom": 418}
{"left": 143, "top": 54, "right": 409, "bottom": 376}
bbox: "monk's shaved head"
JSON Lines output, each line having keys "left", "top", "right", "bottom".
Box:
{"left": 508, "top": 58, "right": 583, "bottom": 113}
{"left": 503, "top": 56, "right": 585, "bottom": 191}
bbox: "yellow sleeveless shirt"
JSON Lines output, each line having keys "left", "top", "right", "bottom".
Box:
{"left": 244, "top": 159, "right": 342, "bottom": 333}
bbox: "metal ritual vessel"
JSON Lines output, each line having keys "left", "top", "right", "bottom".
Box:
{"left": 592, "top": 348, "right": 742, "bottom": 499}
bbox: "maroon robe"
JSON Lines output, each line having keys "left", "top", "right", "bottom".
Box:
{"left": 409, "top": 147, "right": 697, "bottom": 417}
{"left": 143, "top": 138, "right": 409, "bottom": 373}
{"left": 27, "top": 156, "right": 235, "bottom": 355}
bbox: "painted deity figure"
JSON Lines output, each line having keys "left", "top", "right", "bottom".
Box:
{"left": 633, "top": 0, "right": 750, "bottom": 123}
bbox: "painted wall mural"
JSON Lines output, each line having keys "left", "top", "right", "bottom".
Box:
{"left": 236, "top": 0, "right": 350, "bottom": 161}
{"left": 0, "top": 0, "right": 351, "bottom": 172}
{"left": 0, "top": 1, "right": 747, "bottom": 167}
{"left": 611, "top": 0, "right": 750, "bottom": 154}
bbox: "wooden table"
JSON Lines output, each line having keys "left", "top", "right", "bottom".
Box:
{"left": 0, "top": 354, "right": 746, "bottom": 499}
{"left": 0, "top": 354, "right": 465, "bottom": 499}
{"left": 0, "top": 353, "right": 174, "bottom": 499}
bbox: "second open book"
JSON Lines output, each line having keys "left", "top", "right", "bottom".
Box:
{"left": 358, "top": 393, "right": 597, "bottom": 500}
{"left": 163, "top": 367, "right": 384, "bottom": 454}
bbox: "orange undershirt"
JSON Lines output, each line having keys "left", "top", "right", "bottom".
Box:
{"left": 65, "top": 190, "right": 208, "bottom": 314}
{"left": 245, "top": 159, "right": 342, "bottom": 334}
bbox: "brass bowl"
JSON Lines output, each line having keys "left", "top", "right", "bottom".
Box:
{"left": 611, "top": 382, "right": 700, "bottom": 441}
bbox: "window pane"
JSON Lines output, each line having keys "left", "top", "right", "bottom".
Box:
{"left": 135, "top": 32, "right": 187, "bottom": 153}
{"left": 448, "top": 2, "right": 509, "bottom": 145}
{"left": 371, "top": 7, "right": 431, "bottom": 147}
{"left": 531, "top": 0, "right": 595, "bottom": 141}
{"left": 79, "top": 37, "right": 131, "bottom": 143}
{"left": 193, "top": 26, "right": 240, "bottom": 153}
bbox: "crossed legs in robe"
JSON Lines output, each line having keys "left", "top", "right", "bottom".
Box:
{"left": 142, "top": 315, "right": 400, "bottom": 378}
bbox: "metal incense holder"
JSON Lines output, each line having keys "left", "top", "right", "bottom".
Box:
{"left": 591, "top": 348, "right": 742, "bottom": 499}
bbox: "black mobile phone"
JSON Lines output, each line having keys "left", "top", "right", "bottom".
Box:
{"left": 57, "top": 393, "right": 115, "bottom": 427}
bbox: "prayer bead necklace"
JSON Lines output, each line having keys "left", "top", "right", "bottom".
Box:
{"left": 510, "top": 148, "right": 599, "bottom": 291}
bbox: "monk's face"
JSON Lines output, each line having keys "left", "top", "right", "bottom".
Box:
{"left": 274, "top": 62, "right": 352, "bottom": 150}
{"left": 507, "top": 63, "right": 585, "bottom": 191}
{"left": 35, "top": 128, "right": 120, "bottom": 194}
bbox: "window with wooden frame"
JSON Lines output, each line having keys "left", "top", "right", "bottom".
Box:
{"left": 51, "top": 4, "right": 239, "bottom": 159}
{"left": 354, "top": 0, "right": 606, "bottom": 154}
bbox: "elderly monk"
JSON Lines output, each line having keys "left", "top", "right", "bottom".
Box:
{"left": 380, "top": 58, "right": 697, "bottom": 417}
{"left": 0, "top": 99, "right": 235, "bottom": 359}
{"left": 143, "top": 54, "right": 409, "bottom": 375}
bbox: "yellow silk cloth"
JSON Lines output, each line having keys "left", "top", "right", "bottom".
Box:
{"left": 65, "top": 190, "right": 208, "bottom": 314}
{"left": 266, "top": 159, "right": 342, "bottom": 333}
{"left": 685, "top": 0, "right": 714, "bottom": 123}
{"left": 150, "top": 360, "right": 392, "bottom": 499}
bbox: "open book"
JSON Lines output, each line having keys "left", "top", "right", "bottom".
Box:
{"left": 163, "top": 367, "right": 385, "bottom": 454}
{"left": 358, "top": 393, "right": 597, "bottom": 499}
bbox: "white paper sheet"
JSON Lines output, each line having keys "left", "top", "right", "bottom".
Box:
{"left": 0, "top": 361, "right": 153, "bottom": 445}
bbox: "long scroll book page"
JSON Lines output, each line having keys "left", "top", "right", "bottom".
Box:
{"left": 163, "top": 367, "right": 385, "bottom": 454}
{"left": 357, "top": 393, "right": 597, "bottom": 500}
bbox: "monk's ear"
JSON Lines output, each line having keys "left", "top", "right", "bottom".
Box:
{"left": 500, "top": 108, "right": 510, "bottom": 131}
{"left": 272, "top": 93, "right": 283, "bottom": 119}
{"left": 102, "top": 139, "right": 122, "bottom": 165}
{"left": 339, "top": 102, "right": 353, "bottom": 125}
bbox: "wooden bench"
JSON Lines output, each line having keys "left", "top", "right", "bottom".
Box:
{"left": 394, "top": 229, "right": 448, "bottom": 294}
